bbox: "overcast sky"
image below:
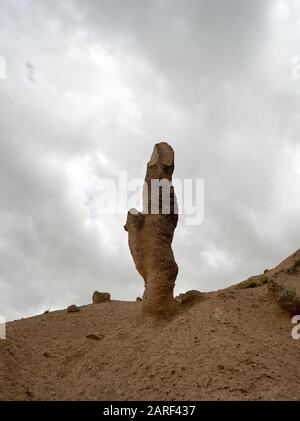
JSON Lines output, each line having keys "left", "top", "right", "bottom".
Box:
{"left": 1, "top": 0, "right": 300, "bottom": 321}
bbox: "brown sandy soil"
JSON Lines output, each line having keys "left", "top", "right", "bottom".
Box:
{"left": 1, "top": 250, "right": 300, "bottom": 401}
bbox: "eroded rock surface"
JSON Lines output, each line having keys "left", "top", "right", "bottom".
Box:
{"left": 175, "top": 290, "right": 205, "bottom": 305}
{"left": 67, "top": 304, "right": 80, "bottom": 313}
{"left": 125, "top": 142, "right": 178, "bottom": 316}
{"left": 92, "top": 291, "right": 111, "bottom": 304}
{"left": 268, "top": 279, "right": 300, "bottom": 315}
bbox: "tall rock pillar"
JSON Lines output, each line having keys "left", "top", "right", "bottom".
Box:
{"left": 124, "top": 142, "right": 178, "bottom": 315}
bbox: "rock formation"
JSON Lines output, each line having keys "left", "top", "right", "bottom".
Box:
{"left": 175, "top": 290, "right": 205, "bottom": 305}
{"left": 92, "top": 291, "right": 111, "bottom": 304}
{"left": 268, "top": 279, "right": 300, "bottom": 315}
{"left": 67, "top": 304, "right": 80, "bottom": 313}
{"left": 124, "top": 142, "right": 178, "bottom": 316}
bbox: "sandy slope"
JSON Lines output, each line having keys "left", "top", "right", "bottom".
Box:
{"left": 1, "top": 250, "right": 300, "bottom": 401}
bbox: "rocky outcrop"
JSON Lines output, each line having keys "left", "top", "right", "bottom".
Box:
{"left": 92, "top": 291, "right": 111, "bottom": 304}
{"left": 175, "top": 290, "right": 205, "bottom": 305}
{"left": 268, "top": 279, "right": 300, "bottom": 315}
{"left": 67, "top": 304, "right": 80, "bottom": 313}
{"left": 124, "top": 142, "right": 178, "bottom": 316}
{"left": 277, "top": 288, "right": 300, "bottom": 315}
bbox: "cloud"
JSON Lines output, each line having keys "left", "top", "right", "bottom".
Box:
{"left": 0, "top": 0, "right": 299, "bottom": 320}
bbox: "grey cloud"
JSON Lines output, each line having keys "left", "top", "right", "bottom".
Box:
{"left": 0, "top": 0, "right": 300, "bottom": 320}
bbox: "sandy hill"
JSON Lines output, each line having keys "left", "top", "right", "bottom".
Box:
{"left": 1, "top": 249, "right": 300, "bottom": 401}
